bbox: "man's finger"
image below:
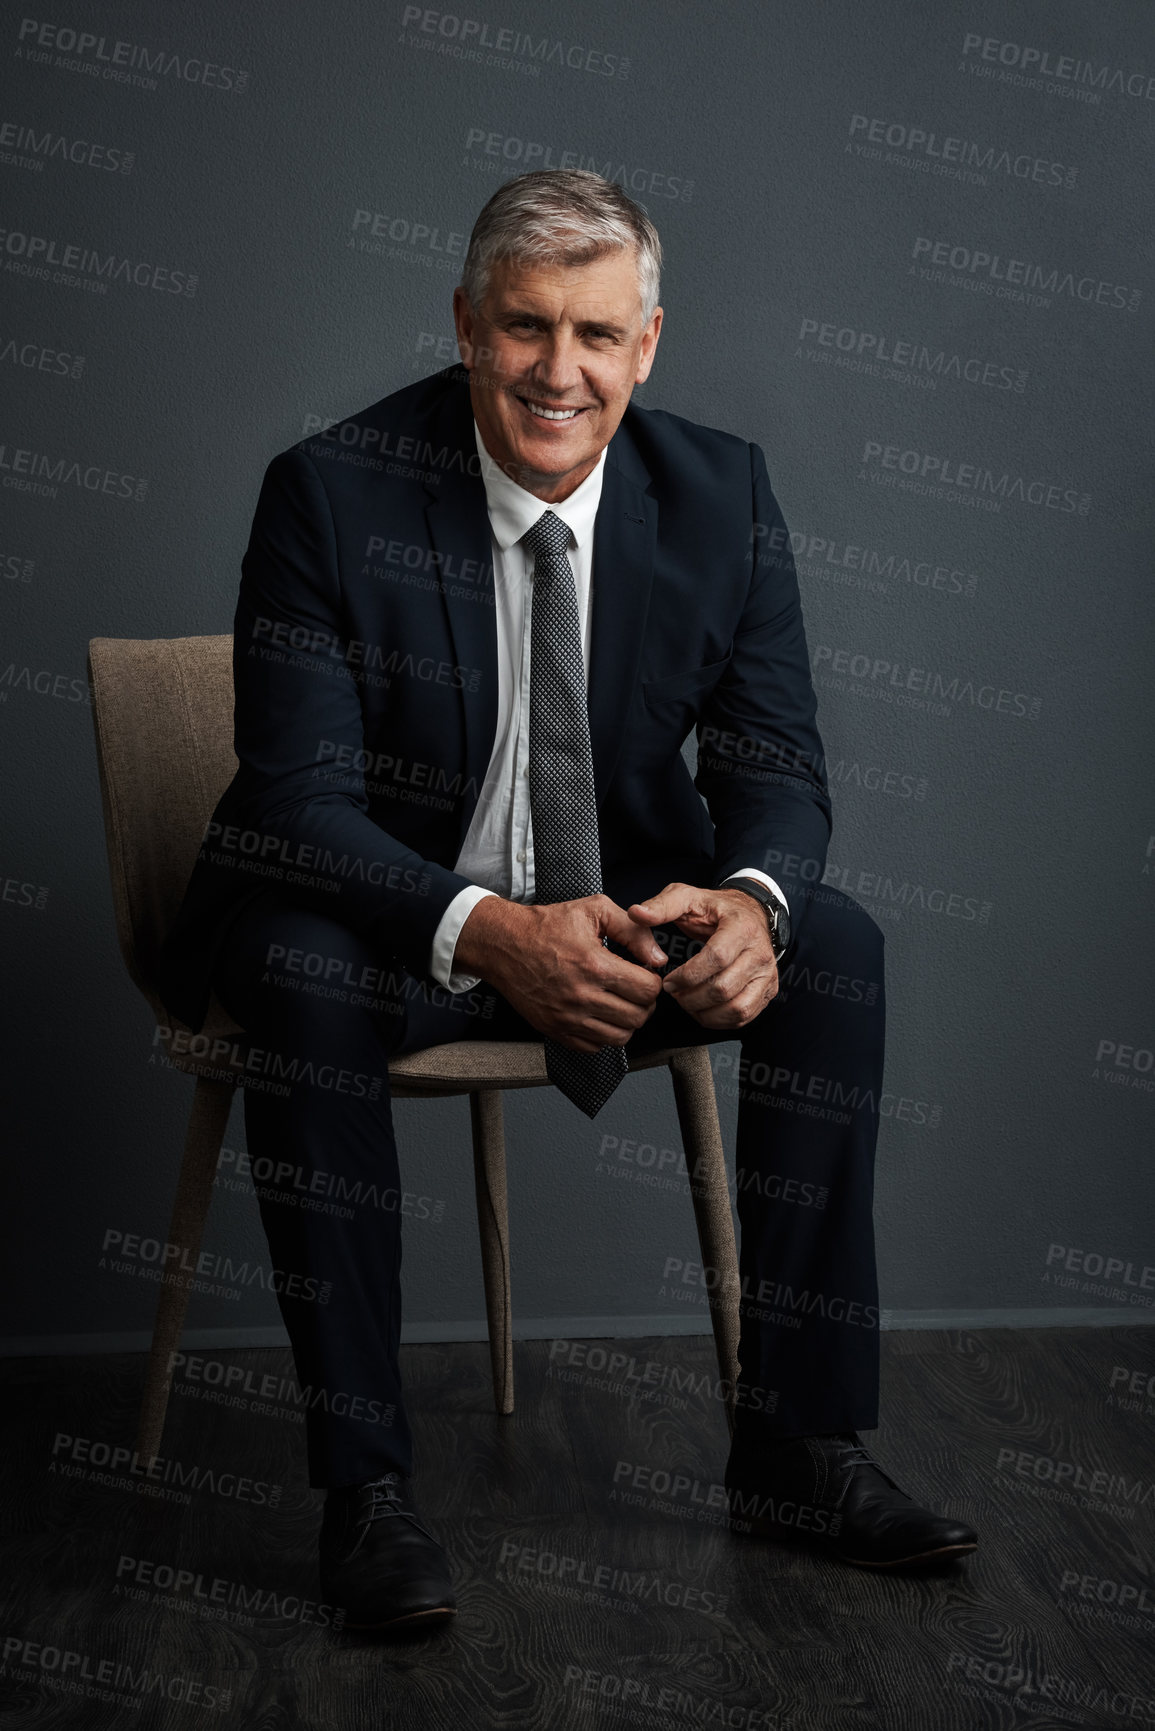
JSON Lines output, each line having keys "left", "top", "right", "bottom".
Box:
{"left": 554, "top": 1001, "right": 658, "bottom": 1050}
{"left": 595, "top": 898, "right": 667, "bottom": 968}
{"left": 693, "top": 976, "right": 778, "bottom": 1029}
{"left": 590, "top": 953, "right": 665, "bottom": 1008}
{"left": 627, "top": 883, "right": 711, "bottom": 930}
{"left": 575, "top": 978, "right": 660, "bottom": 1025}
{"left": 666, "top": 954, "right": 763, "bottom": 1014}
{"left": 662, "top": 927, "right": 747, "bottom": 994}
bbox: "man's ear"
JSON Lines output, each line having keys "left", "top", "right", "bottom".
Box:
{"left": 453, "top": 286, "right": 475, "bottom": 367}
{"left": 635, "top": 306, "right": 663, "bottom": 384}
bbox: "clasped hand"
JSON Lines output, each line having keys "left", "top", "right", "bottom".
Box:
{"left": 456, "top": 884, "right": 779, "bottom": 1053}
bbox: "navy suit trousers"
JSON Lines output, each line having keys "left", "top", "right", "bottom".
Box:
{"left": 211, "top": 875, "right": 885, "bottom": 1487}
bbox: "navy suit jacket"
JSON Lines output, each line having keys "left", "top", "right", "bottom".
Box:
{"left": 157, "top": 364, "right": 831, "bottom": 1033}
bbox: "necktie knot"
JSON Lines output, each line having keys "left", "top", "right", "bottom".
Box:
{"left": 524, "top": 509, "right": 572, "bottom": 563}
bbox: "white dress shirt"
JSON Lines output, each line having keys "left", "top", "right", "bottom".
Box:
{"left": 427, "top": 416, "right": 789, "bottom": 991}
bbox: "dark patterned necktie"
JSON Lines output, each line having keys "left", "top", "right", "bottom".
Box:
{"left": 525, "top": 509, "right": 628, "bottom": 1118}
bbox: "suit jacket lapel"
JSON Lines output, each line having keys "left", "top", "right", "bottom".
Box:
{"left": 419, "top": 375, "right": 498, "bottom": 855}
{"left": 588, "top": 424, "right": 657, "bottom": 808}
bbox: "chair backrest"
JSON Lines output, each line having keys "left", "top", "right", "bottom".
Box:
{"left": 87, "top": 635, "right": 235, "bottom": 1017}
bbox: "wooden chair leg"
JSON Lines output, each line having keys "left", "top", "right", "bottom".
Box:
{"left": 137, "top": 1074, "right": 236, "bottom": 1461}
{"left": 668, "top": 1046, "right": 740, "bottom": 1435}
{"left": 469, "top": 1088, "right": 514, "bottom": 1415}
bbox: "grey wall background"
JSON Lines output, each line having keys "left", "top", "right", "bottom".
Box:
{"left": 2, "top": 0, "right": 1152, "bottom": 1354}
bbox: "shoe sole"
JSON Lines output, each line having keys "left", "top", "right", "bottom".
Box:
{"left": 730, "top": 1517, "right": 979, "bottom": 1568}
{"left": 845, "top": 1542, "right": 979, "bottom": 1569}
{"left": 343, "top": 1606, "right": 457, "bottom": 1632}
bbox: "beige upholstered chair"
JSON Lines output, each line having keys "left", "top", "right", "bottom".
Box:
{"left": 86, "top": 635, "right": 740, "bottom": 1463}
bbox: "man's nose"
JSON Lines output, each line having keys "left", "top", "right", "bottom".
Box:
{"left": 529, "top": 333, "right": 585, "bottom": 395}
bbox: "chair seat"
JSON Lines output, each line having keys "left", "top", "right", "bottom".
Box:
{"left": 161, "top": 1008, "right": 689, "bottom": 1095}
{"left": 389, "top": 1040, "right": 686, "bottom": 1096}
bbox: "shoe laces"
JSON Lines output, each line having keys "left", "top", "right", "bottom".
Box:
{"left": 362, "top": 1472, "right": 406, "bottom": 1521}
{"left": 827, "top": 1432, "right": 902, "bottom": 1491}
{"left": 833, "top": 1435, "right": 875, "bottom": 1470}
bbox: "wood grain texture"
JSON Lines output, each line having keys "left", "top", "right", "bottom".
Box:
{"left": 0, "top": 1329, "right": 1152, "bottom": 1729}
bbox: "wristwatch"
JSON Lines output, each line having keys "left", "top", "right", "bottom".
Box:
{"left": 719, "top": 875, "right": 792, "bottom": 961}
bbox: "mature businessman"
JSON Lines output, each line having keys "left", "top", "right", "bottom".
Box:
{"left": 159, "top": 169, "right": 977, "bottom": 1631}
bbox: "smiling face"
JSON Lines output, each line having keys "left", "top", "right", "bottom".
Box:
{"left": 452, "top": 247, "right": 662, "bottom": 503}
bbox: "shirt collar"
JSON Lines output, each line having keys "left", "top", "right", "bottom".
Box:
{"left": 472, "top": 416, "right": 607, "bottom": 552}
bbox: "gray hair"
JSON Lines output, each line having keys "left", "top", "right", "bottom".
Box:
{"left": 459, "top": 169, "right": 663, "bottom": 326}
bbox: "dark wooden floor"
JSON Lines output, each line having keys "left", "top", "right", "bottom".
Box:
{"left": 1, "top": 1328, "right": 1153, "bottom": 1729}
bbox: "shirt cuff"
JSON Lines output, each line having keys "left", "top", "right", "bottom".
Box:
{"left": 430, "top": 885, "right": 497, "bottom": 992}
{"left": 725, "top": 867, "right": 790, "bottom": 919}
